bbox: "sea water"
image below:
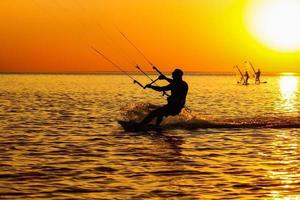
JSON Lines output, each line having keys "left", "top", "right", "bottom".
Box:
{"left": 0, "top": 74, "right": 300, "bottom": 199}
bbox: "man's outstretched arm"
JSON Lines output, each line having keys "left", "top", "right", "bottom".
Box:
{"left": 145, "top": 84, "right": 171, "bottom": 92}
{"left": 158, "top": 75, "right": 173, "bottom": 83}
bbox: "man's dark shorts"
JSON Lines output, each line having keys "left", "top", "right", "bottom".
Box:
{"left": 159, "top": 104, "right": 183, "bottom": 116}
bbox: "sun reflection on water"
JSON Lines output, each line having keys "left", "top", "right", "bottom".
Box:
{"left": 268, "top": 130, "right": 300, "bottom": 200}
{"left": 271, "top": 192, "right": 300, "bottom": 200}
{"left": 278, "top": 75, "right": 299, "bottom": 113}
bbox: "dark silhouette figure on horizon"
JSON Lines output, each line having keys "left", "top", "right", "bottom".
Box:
{"left": 255, "top": 68, "right": 261, "bottom": 84}
{"left": 139, "top": 69, "right": 188, "bottom": 127}
{"left": 244, "top": 71, "right": 249, "bottom": 85}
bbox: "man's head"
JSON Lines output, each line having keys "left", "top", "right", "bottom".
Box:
{"left": 172, "top": 68, "right": 183, "bottom": 80}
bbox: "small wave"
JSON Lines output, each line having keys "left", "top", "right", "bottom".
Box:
{"left": 93, "top": 166, "right": 118, "bottom": 173}
{"left": 54, "top": 186, "right": 99, "bottom": 194}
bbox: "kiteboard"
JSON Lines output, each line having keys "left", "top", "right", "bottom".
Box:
{"left": 118, "top": 121, "right": 162, "bottom": 132}
{"left": 237, "top": 81, "right": 267, "bottom": 85}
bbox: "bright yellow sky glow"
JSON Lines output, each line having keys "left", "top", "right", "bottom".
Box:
{"left": 1, "top": 0, "right": 300, "bottom": 73}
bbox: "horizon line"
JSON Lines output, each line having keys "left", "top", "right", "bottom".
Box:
{"left": 0, "top": 71, "right": 296, "bottom": 76}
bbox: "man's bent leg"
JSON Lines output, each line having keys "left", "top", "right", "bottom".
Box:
{"left": 140, "top": 106, "right": 166, "bottom": 126}
{"left": 156, "top": 115, "right": 164, "bottom": 126}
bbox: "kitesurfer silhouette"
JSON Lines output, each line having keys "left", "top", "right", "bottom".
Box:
{"left": 244, "top": 71, "right": 249, "bottom": 85}
{"left": 139, "top": 69, "right": 188, "bottom": 127}
{"left": 255, "top": 68, "right": 261, "bottom": 84}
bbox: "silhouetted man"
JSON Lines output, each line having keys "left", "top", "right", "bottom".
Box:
{"left": 244, "top": 71, "right": 249, "bottom": 85}
{"left": 139, "top": 69, "right": 188, "bottom": 127}
{"left": 255, "top": 68, "right": 261, "bottom": 84}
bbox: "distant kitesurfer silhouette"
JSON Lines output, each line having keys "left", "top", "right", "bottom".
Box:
{"left": 244, "top": 71, "right": 249, "bottom": 85}
{"left": 139, "top": 69, "right": 188, "bottom": 127}
{"left": 255, "top": 68, "right": 261, "bottom": 84}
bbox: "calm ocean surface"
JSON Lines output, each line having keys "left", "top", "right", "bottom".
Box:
{"left": 0, "top": 74, "right": 300, "bottom": 199}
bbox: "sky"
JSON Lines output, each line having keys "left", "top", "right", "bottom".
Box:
{"left": 1, "top": 0, "right": 300, "bottom": 73}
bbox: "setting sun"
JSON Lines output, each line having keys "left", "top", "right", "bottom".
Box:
{"left": 246, "top": 0, "right": 300, "bottom": 52}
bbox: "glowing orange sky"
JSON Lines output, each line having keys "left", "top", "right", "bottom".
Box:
{"left": 1, "top": 0, "right": 300, "bottom": 73}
